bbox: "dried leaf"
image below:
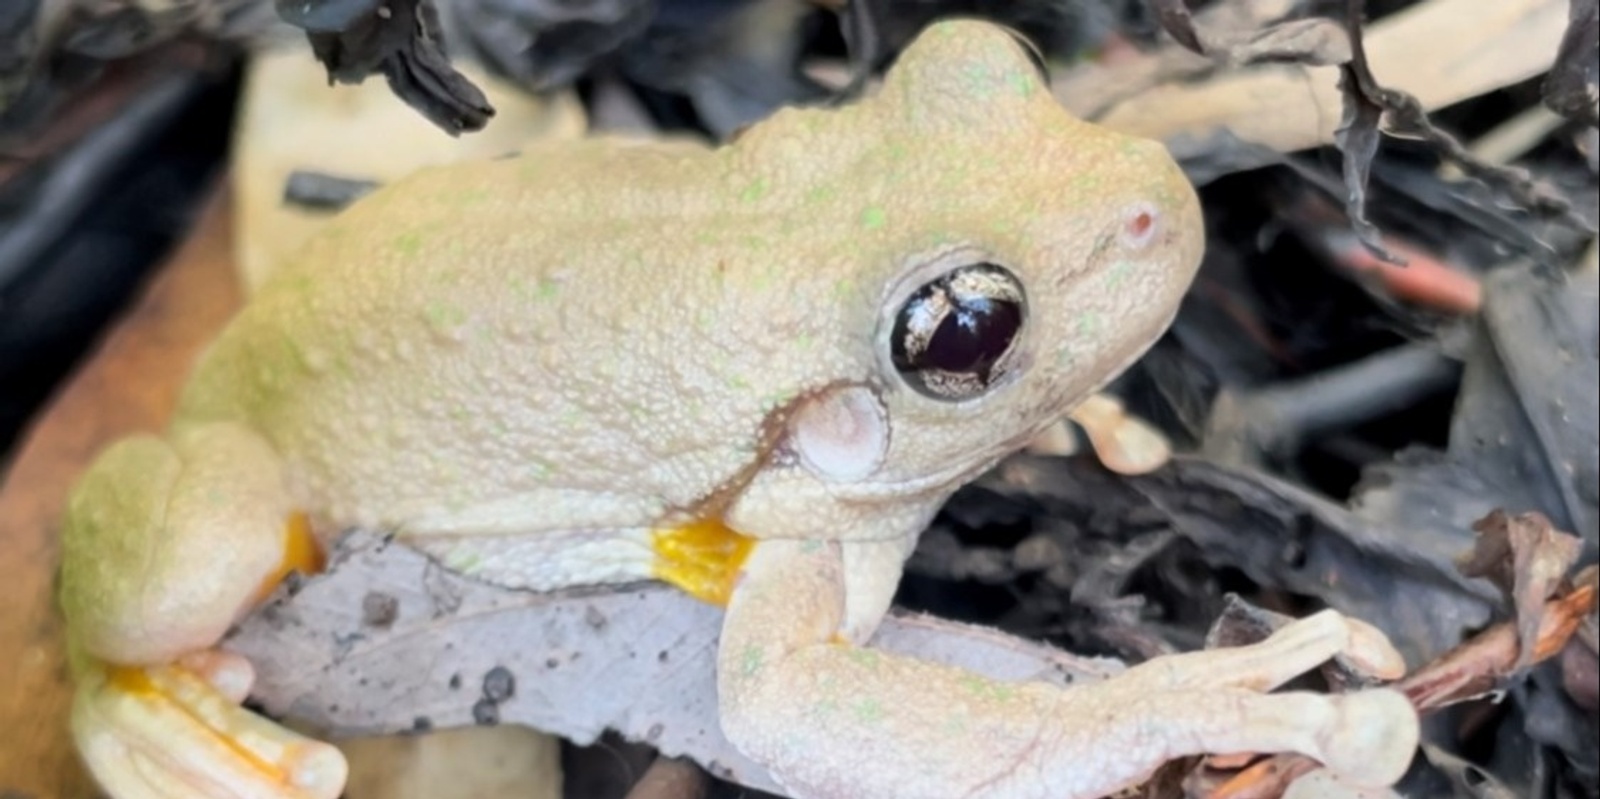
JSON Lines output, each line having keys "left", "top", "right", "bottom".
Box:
{"left": 1398, "top": 576, "right": 1596, "bottom": 709}
{"left": 1458, "top": 509, "right": 1585, "bottom": 668}
{"left": 1147, "top": 0, "right": 1204, "bottom": 54}
{"left": 1418, "top": 744, "right": 1521, "bottom": 799}
{"left": 226, "top": 530, "right": 1127, "bottom": 797}
{"left": 1544, "top": 0, "right": 1599, "bottom": 126}
{"left": 1559, "top": 565, "right": 1600, "bottom": 710}
{"left": 277, "top": 0, "right": 495, "bottom": 135}
{"left": 1332, "top": 0, "right": 1401, "bottom": 264}
{"left": 1330, "top": 0, "right": 1588, "bottom": 263}
{"left": 1230, "top": 18, "right": 1351, "bottom": 67}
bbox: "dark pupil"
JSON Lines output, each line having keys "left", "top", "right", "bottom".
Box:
{"left": 891, "top": 263, "right": 1025, "bottom": 398}
{"left": 922, "top": 296, "right": 1021, "bottom": 377}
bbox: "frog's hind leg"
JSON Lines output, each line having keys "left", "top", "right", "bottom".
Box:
{"left": 61, "top": 421, "right": 346, "bottom": 799}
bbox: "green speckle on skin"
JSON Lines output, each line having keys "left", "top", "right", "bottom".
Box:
{"left": 852, "top": 697, "right": 886, "bottom": 723}
{"left": 806, "top": 185, "right": 838, "bottom": 205}
{"left": 760, "top": 389, "right": 793, "bottom": 411}
{"left": 740, "top": 177, "right": 771, "bottom": 203}
{"left": 1105, "top": 261, "right": 1132, "bottom": 289}
{"left": 1077, "top": 313, "right": 1102, "bottom": 336}
{"left": 509, "top": 275, "right": 533, "bottom": 300}
{"left": 750, "top": 259, "right": 783, "bottom": 291}
{"left": 831, "top": 278, "right": 855, "bottom": 301}
{"left": 447, "top": 551, "right": 484, "bottom": 572}
{"left": 624, "top": 399, "right": 652, "bottom": 423}
{"left": 957, "top": 674, "right": 1018, "bottom": 702}
{"left": 800, "top": 540, "right": 824, "bottom": 554}
{"left": 860, "top": 206, "right": 887, "bottom": 230}
{"left": 394, "top": 231, "right": 424, "bottom": 257}
{"left": 740, "top": 645, "right": 765, "bottom": 677}
{"left": 536, "top": 277, "right": 561, "bottom": 300}
{"left": 845, "top": 648, "right": 880, "bottom": 668}
{"left": 426, "top": 302, "right": 468, "bottom": 329}
{"left": 282, "top": 335, "right": 310, "bottom": 371}
{"left": 1008, "top": 70, "right": 1036, "bottom": 97}
{"left": 284, "top": 274, "right": 316, "bottom": 297}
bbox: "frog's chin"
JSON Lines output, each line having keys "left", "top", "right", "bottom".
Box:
{"left": 832, "top": 444, "right": 1016, "bottom": 501}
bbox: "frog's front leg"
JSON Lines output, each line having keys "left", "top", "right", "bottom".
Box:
{"left": 61, "top": 422, "right": 347, "bottom": 799}
{"left": 717, "top": 538, "right": 1421, "bottom": 799}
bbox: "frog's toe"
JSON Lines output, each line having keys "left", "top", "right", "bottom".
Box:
{"left": 72, "top": 659, "right": 347, "bottom": 799}
{"left": 174, "top": 649, "right": 257, "bottom": 704}
{"left": 1315, "top": 689, "right": 1420, "bottom": 787}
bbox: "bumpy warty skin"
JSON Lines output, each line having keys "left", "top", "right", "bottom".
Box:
{"left": 174, "top": 23, "right": 1204, "bottom": 557}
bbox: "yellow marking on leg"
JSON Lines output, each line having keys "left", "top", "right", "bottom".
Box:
{"left": 650, "top": 519, "right": 755, "bottom": 606}
{"left": 106, "top": 664, "right": 157, "bottom": 695}
{"left": 251, "top": 512, "right": 326, "bottom": 603}
{"left": 106, "top": 664, "right": 288, "bottom": 783}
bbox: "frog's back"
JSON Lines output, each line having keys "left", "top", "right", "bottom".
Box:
{"left": 174, "top": 18, "right": 1204, "bottom": 537}
{"left": 175, "top": 134, "right": 878, "bottom": 530}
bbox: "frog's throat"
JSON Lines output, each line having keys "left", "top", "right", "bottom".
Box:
{"left": 649, "top": 519, "right": 755, "bottom": 607}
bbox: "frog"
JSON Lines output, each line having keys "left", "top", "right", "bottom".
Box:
{"left": 58, "top": 18, "right": 1421, "bottom": 799}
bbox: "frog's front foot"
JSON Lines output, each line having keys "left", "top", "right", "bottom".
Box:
{"left": 72, "top": 650, "right": 347, "bottom": 799}
{"left": 718, "top": 540, "right": 1420, "bottom": 799}
{"left": 1086, "top": 608, "right": 1418, "bottom": 785}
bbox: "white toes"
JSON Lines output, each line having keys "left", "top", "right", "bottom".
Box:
{"left": 1315, "top": 689, "right": 1420, "bottom": 787}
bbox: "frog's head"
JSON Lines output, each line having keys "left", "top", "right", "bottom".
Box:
{"left": 727, "top": 19, "right": 1204, "bottom": 530}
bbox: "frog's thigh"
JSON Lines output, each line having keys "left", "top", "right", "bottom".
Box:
{"left": 63, "top": 421, "right": 345, "bottom": 799}
{"left": 61, "top": 421, "right": 306, "bottom": 664}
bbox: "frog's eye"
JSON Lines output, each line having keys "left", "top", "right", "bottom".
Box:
{"left": 890, "top": 263, "right": 1026, "bottom": 401}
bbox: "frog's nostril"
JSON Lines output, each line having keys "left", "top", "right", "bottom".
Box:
{"left": 1118, "top": 201, "right": 1160, "bottom": 250}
